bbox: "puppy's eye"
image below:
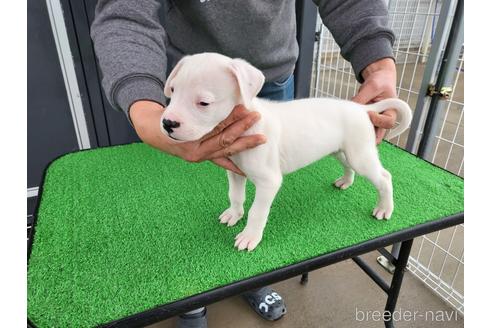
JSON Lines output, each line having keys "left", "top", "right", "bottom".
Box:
{"left": 199, "top": 102, "right": 210, "bottom": 107}
{"left": 170, "top": 87, "right": 174, "bottom": 93}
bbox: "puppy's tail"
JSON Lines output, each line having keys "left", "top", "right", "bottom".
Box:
{"left": 365, "top": 98, "right": 413, "bottom": 140}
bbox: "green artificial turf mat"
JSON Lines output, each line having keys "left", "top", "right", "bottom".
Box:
{"left": 28, "top": 142, "right": 463, "bottom": 327}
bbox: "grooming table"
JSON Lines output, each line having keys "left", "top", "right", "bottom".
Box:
{"left": 27, "top": 143, "right": 463, "bottom": 328}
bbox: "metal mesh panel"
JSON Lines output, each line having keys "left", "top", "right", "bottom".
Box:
{"left": 428, "top": 50, "right": 464, "bottom": 176}
{"left": 310, "top": 0, "right": 464, "bottom": 314}
{"left": 390, "top": 0, "right": 441, "bottom": 61}
{"left": 407, "top": 46, "right": 464, "bottom": 315}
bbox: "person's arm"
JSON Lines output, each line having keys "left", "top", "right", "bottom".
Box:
{"left": 129, "top": 101, "right": 265, "bottom": 175}
{"left": 91, "top": 0, "right": 168, "bottom": 118}
{"left": 91, "top": 0, "right": 264, "bottom": 173}
{"left": 354, "top": 58, "right": 398, "bottom": 144}
{"left": 313, "top": 0, "right": 397, "bottom": 143}
{"left": 313, "top": 0, "right": 395, "bottom": 83}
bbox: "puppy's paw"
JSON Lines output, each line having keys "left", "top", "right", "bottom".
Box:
{"left": 334, "top": 176, "right": 354, "bottom": 190}
{"left": 219, "top": 207, "right": 244, "bottom": 226}
{"left": 372, "top": 205, "right": 393, "bottom": 220}
{"left": 234, "top": 228, "right": 263, "bottom": 251}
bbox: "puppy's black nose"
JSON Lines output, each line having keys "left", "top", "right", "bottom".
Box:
{"left": 162, "top": 119, "right": 180, "bottom": 134}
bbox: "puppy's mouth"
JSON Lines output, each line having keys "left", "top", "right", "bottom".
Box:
{"left": 168, "top": 134, "right": 182, "bottom": 141}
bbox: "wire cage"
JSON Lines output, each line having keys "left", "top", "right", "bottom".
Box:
{"left": 310, "top": 0, "right": 464, "bottom": 315}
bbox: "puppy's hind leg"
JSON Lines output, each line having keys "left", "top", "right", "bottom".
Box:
{"left": 371, "top": 168, "right": 393, "bottom": 220}
{"left": 333, "top": 151, "right": 355, "bottom": 190}
{"left": 219, "top": 171, "right": 246, "bottom": 226}
{"left": 344, "top": 147, "right": 393, "bottom": 220}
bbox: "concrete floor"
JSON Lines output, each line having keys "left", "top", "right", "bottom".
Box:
{"left": 147, "top": 252, "right": 463, "bottom": 328}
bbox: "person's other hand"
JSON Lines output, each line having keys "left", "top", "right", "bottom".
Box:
{"left": 352, "top": 58, "right": 398, "bottom": 144}
{"left": 129, "top": 100, "right": 266, "bottom": 175}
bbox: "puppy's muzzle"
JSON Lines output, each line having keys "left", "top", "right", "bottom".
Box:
{"left": 162, "top": 119, "right": 181, "bottom": 134}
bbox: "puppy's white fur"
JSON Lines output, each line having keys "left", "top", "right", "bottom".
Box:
{"left": 161, "top": 53, "right": 412, "bottom": 251}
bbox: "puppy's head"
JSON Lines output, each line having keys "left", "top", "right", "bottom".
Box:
{"left": 160, "top": 53, "right": 265, "bottom": 142}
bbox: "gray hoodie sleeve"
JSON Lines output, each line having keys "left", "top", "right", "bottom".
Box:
{"left": 314, "top": 0, "right": 395, "bottom": 83}
{"left": 91, "top": 0, "right": 167, "bottom": 118}
{"left": 91, "top": 0, "right": 394, "bottom": 119}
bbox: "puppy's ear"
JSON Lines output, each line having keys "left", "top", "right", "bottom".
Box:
{"left": 230, "top": 58, "right": 265, "bottom": 108}
{"left": 164, "top": 56, "right": 189, "bottom": 97}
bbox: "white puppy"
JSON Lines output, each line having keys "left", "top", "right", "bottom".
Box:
{"left": 161, "top": 53, "right": 412, "bottom": 251}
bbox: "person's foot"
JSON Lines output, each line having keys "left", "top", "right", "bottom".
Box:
{"left": 177, "top": 307, "right": 207, "bottom": 328}
{"left": 243, "top": 286, "right": 287, "bottom": 321}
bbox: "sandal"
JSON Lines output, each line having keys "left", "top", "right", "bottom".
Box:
{"left": 242, "top": 287, "right": 287, "bottom": 321}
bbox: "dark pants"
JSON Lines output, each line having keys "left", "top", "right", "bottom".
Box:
{"left": 258, "top": 74, "right": 294, "bottom": 101}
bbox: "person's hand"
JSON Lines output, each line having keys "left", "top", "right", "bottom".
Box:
{"left": 129, "top": 100, "right": 266, "bottom": 175}
{"left": 352, "top": 58, "right": 398, "bottom": 144}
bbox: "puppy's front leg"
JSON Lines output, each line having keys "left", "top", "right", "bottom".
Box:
{"left": 235, "top": 173, "right": 282, "bottom": 251}
{"left": 219, "top": 171, "right": 246, "bottom": 226}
